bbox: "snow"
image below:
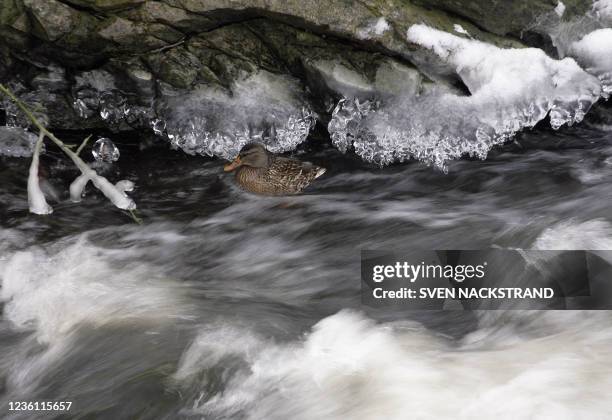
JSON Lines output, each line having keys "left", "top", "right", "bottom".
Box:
{"left": 453, "top": 24, "right": 469, "bottom": 36}
{"left": 555, "top": 1, "right": 566, "bottom": 17}
{"left": 0, "top": 127, "right": 38, "bottom": 157}
{"left": 593, "top": 0, "right": 612, "bottom": 21}
{"left": 539, "top": 1, "right": 612, "bottom": 99}
{"left": 328, "top": 24, "right": 603, "bottom": 170}
{"left": 569, "top": 28, "right": 612, "bottom": 97}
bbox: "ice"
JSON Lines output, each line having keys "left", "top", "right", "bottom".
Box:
{"left": 158, "top": 71, "right": 316, "bottom": 160}
{"left": 1, "top": 83, "right": 50, "bottom": 129}
{"left": 69, "top": 174, "right": 89, "bottom": 203}
{"left": 27, "top": 133, "right": 53, "bottom": 215}
{"left": 328, "top": 98, "right": 377, "bottom": 153}
{"left": 594, "top": 0, "right": 612, "bottom": 21}
{"left": 115, "top": 180, "right": 135, "bottom": 195}
{"left": 328, "top": 25, "right": 602, "bottom": 170}
{"left": 0, "top": 127, "right": 39, "bottom": 157}
{"left": 569, "top": 29, "right": 612, "bottom": 97}
{"left": 71, "top": 70, "right": 153, "bottom": 128}
{"left": 177, "top": 311, "right": 612, "bottom": 420}
{"left": 92, "top": 137, "right": 120, "bottom": 163}
{"left": 69, "top": 167, "right": 136, "bottom": 210}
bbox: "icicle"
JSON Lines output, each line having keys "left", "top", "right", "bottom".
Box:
{"left": 69, "top": 174, "right": 90, "bottom": 202}
{"left": 89, "top": 171, "right": 136, "bottom": 210}
{"left": 27, "top": 132, "right": 53, "bottom": 215}
{"left": 115, "top": 180, "right": 135, "bottom": 196}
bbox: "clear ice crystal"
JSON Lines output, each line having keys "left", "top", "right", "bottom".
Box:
{"left": 327, "top": 25, "right": 603, "bottom": 171}
{"left": 159, "top": 72, "right": 316, "bottom": 159}
{"left": 0, "top": 127, "right": 39, "bottom": 157}
{"left": 92, "top": 138, "right": 120, "bottom": 163}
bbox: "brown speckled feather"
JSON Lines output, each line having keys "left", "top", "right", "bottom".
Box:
{"left": 235, "top": 157, "right": 325, "bottom": 195}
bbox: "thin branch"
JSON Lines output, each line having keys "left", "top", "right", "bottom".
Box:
{"left": 146, "top": 37, "right": 186, "bottom": 55}
{"left": 76, "top": 134, "right": 92, "bottom": 156}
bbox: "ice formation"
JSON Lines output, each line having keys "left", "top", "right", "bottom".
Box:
{"left": 594, "top": 0, "right": 612, "bottom": 21}
{"left": 27, "top": 133, "right": 53, "bottom": 215}
{"left": 533, "top": 0, "right": 612, "bottom": 96}
{"left": 569, "top": 29, "right": 612, "bottom": 97}
{"left": 0, "top": 127, "right": 38, "bottom": 157}
{"left": 72, "top": 69, "right": 154, "bottom": 129}
{"left": 92, "top": 137, "right": 120, "bottom": 163}
{"left": 327, "top": 24, "right": 603, "bottom": 170}
{"left": 158, "top": 71, "right": 316, "bottom": 160}
{"left": 69, "top": 174, "right": 90, "bottom": 203}
{"left": 67, "top": 166, "right": 135, "bottom": 210}
{"left": 65, "top": 142, "right": 136, "bottom": 210}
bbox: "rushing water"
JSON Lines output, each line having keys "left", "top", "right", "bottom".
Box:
{"left": 1, "top": 119, "right": 612, "bottom": 419}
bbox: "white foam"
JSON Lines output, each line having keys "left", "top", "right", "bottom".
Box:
{"left": 0, "top": 237, "right": 190, "bottom": 345}
{"left": 534, "top": 219, "right": 612, "bottom": 250}
{"left": 177, "top": 310, "right": 612, "bottom": 419}
{"left": 328, "top": 25, "right": 602, "bottom": 170}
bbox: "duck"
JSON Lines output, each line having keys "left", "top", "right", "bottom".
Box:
{"left": 223, "top": 143, "right": 326, "bottom": 196}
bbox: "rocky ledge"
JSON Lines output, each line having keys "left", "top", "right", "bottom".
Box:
{"left": 0, "top": 0, "right": 607, "bottom": 166}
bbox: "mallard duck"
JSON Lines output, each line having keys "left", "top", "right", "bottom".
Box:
{"left": 223, "top": 143, "right": 326, "bottom": 195}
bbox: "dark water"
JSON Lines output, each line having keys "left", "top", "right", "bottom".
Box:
{"left": 1, "top": 123, "right": 611, "bottom": 419}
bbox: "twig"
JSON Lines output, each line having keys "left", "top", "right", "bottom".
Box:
{"left": 146, "top": 37, "right": 186, "bottom": 55}
{"left": 128, "top": 209, "right": 143, "bottom": 225}
{"left": 76, "top": 134, "right": 92, "bottom": 156}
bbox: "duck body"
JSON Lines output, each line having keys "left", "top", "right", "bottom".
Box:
{"left": 224, "top": 144, "right": 325, "bottom": 196}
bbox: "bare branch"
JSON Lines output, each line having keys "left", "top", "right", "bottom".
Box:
{"left": 76, "top": 134, "right": 93, "bottom": 156}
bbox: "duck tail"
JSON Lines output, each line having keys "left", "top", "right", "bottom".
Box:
{"left": 314, "top": 167, "right": 326, "bottom": 178}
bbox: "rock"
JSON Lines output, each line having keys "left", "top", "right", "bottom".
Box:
{"left": 411, "top": 0, "right": 592, "bottom": 36}
{"left": 61, "top": 0, "right": 145, "bottom": 11}
{"left": 23, "top": 0, "right": 82, "bottom": 42}
{"left": 0, "top": 0, "right": 570, "bottom": 134}
{"left": 121, "top": 1, "right": 216, "bottom": 32}
{"left": 158, "top": 48, "right": 201, "bottom": 89}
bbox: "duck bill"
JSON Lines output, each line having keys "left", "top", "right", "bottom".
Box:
{"left": 224, "top": 157, "right": 241, "bottom": 172}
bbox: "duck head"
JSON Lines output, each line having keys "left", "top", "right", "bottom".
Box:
{"left": 224, "top": 143, "right": 272, "bottom": 172}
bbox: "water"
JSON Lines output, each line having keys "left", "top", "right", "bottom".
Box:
{"left": 1, "top": 122, "right": 612, "bottom": 419}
